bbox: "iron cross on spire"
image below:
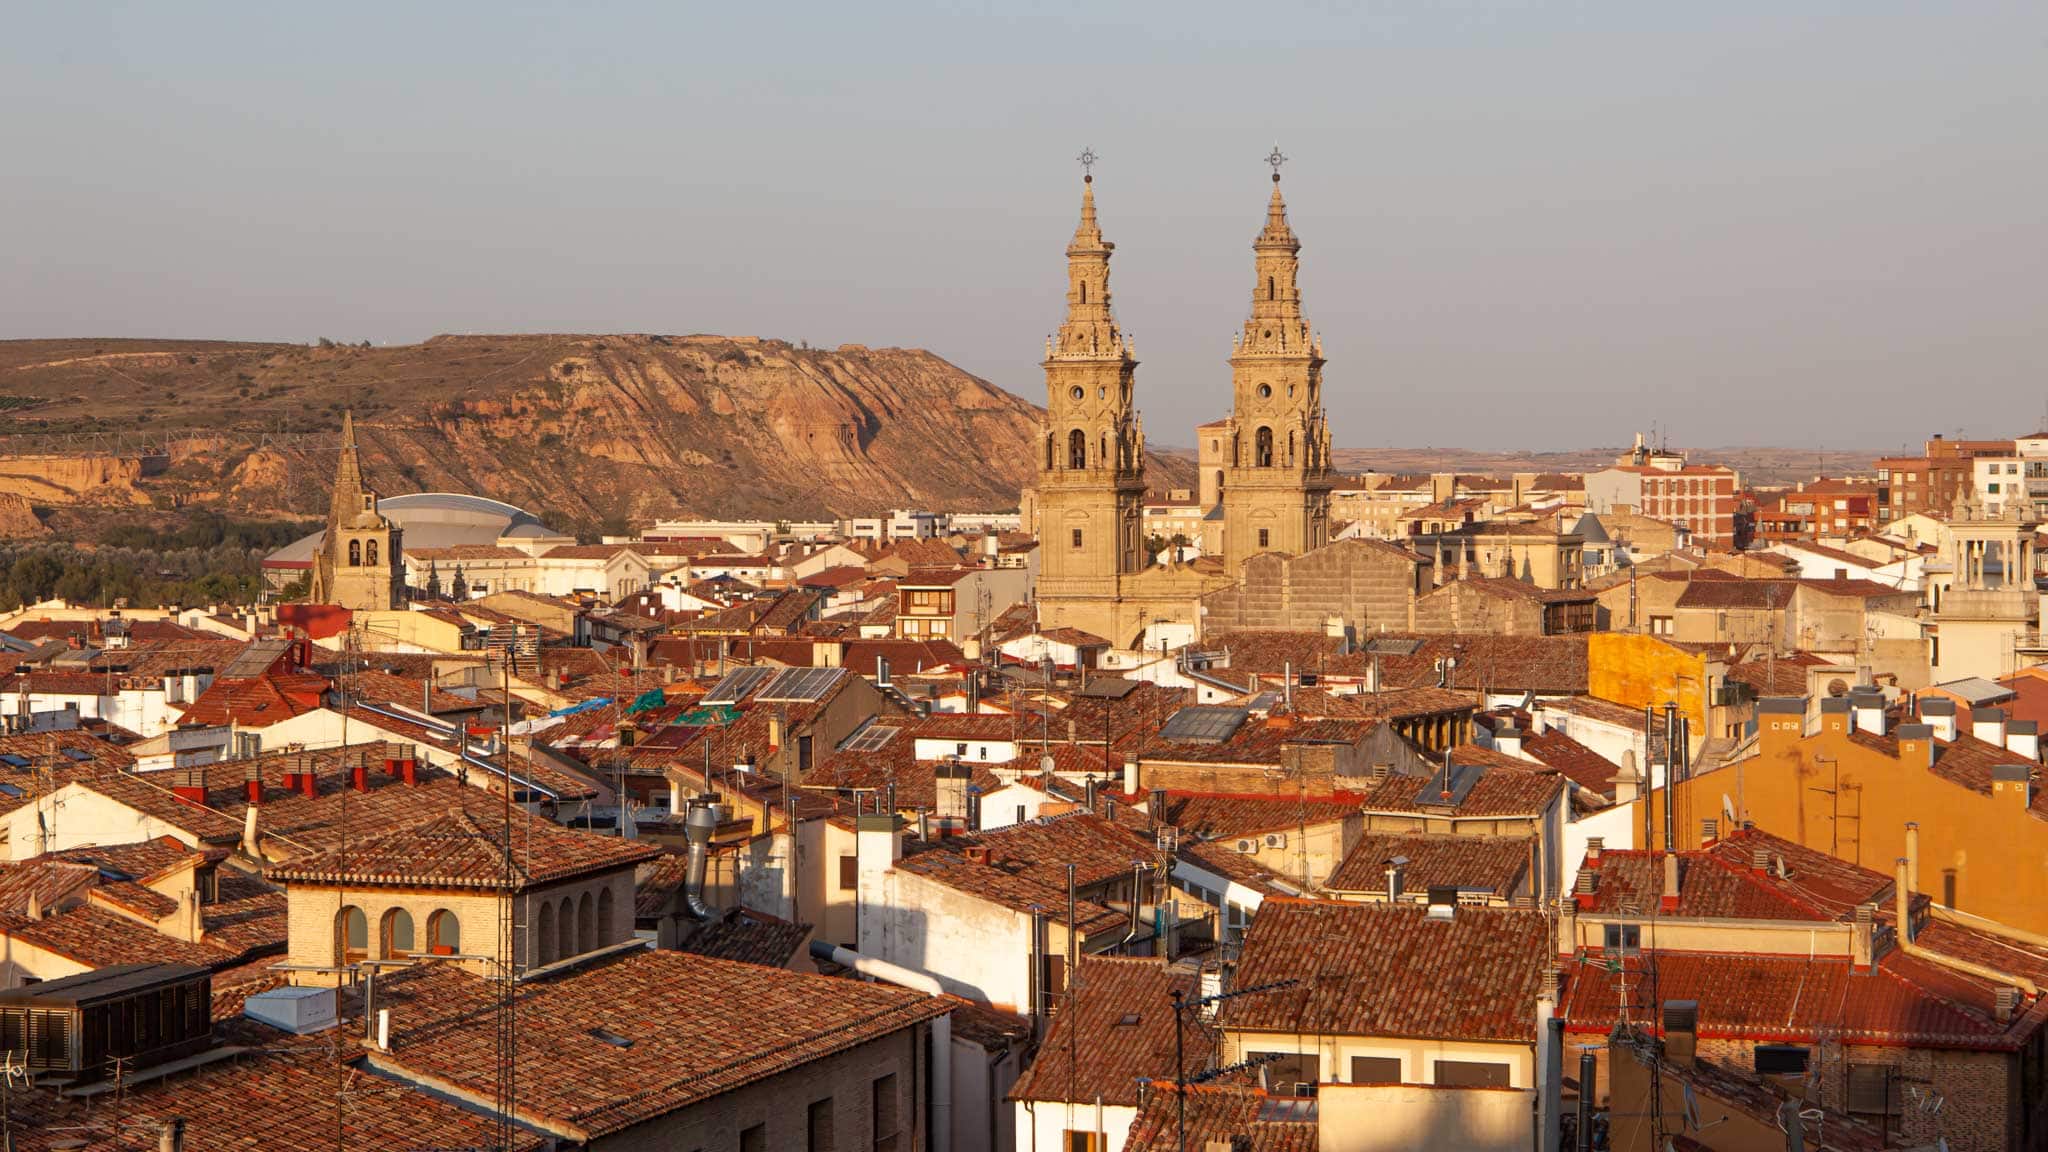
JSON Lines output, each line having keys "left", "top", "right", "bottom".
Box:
{"left": 1266, "top": 145, "right": 1288, "bottom": 181}
{"left": 1077, "top": 147, "right": 1098, "bottom": 182}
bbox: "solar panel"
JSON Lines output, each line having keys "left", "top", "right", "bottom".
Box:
{"left": 0, "top": 754, "right": 29, "bottom": 770}
{"left": 221, "top": 638, "right": 292, "bottom": 681}
{"left": 0, "top": 783, "right": 19, "bottom": 799}
{"left": 758, "top": 667, "right": 845, "bottom": 703}
{"left": 1157, "top": 706, "right": 1249, "bottom": 744}
{"left": 1415, "top": 762, "right": 1483, "bottom": 808}
{"left": 60, "top": 747, "right": 93, "bottom": 762}
{"left": 1365, "top": 638, "right": 1424, "bottom": 656}
{"left": 702, "top": 666, "right": 774, "bottom": 706}
{"left": 841, "top": 723, "right": 902, "bottom": 753}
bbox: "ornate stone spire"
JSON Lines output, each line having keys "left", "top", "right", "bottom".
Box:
{"left": 1239, "top": 159, "right": 1311, "bottom": 357}
{"left": 1052, "top": 170, "right": 1125, "bottom": 362}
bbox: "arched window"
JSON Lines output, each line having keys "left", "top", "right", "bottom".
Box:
{"left": 1255, "top": 427, "right": 1274, "bottom": 468}
{"left": 1268, "top": 276, "right": 1276, "bottom": 301}
{"left": 578, "top": 893, "right": 595, "bottom": 952}
{"left": 1044, "top": 435, "right": 1053, "bottom": 471}
{"left": 557, "top": 897, "right": 576, "bottom": 959}
{"left": 537, "top": 901, "right": 557, "bottom": 966}
{"left": 1287, "top": 431, "right": 1296, "bottom": 467}
{"left": 348, "top": 539, "right": 361, "bottom": 567}
{"left": 427, "top": 910, "right": 460, "bottom": 956}
{"left": 382, "top": 908, "right": 415, "bottom": 959}
{"left": 1100, "top": 432, "right": 1109, "bottom": 467}
{"left": 597, "top": 887, "right": 615, "bottom": 944}
{"left": 337, "top": 906, "right": 368, "bottom": 965}
{"left": 365, "top": 539, "right": 379, "bottom": 567}
{"left": 1068, "top": 429, "right": 1087, "bottom": 470}
{"left": 1079, "top": 282, "right": 1087, "bottom": 304}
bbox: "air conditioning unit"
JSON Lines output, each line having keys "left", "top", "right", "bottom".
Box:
{"left": 1233, "top": 838, "right": 1258, "bottom": 854}
{"left": 1263, "top": 832, "right": 1287, "bottom": 850}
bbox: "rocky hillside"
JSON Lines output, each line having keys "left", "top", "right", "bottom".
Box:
{"left": 0, "top": 335, "right": 1194, "bottom": 530}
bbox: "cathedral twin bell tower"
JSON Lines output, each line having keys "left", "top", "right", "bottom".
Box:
{"left": 1033, "top": 149, "right": 1333, "bottom": 637}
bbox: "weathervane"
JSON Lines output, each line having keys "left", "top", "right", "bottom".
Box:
{"left": 1266, "top": 144, "right": 1288, "bottom": 182}
{"left": 1078, "top": 146, "right": 1098, "bottom": 183}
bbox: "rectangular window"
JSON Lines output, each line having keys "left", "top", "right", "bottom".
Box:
{"left": 1846, "top": 1063, "right": 1901, "bottom": 1116}
{"left": 1254, "top": 1052, "right": 1320, "bottom": 1096}
{"left": 807, "top": 1097, "right": 835, "bottom": 1152}
{"left": 741, "top": 1124, "right": 766, "bottom": 1152}
{"left": 872, "top": 1073, "right": 900, "bottom": 1152}
{"left": 1350, "top": 1055, "right": 1402, "bottom": 1083}
{"left": 1071, "top": 528, "right": 1084, "bottom": 549}
{"left": 1649, "top": 616, "right": 1674, "bottom": 637}
{"left": 838, "top": 855, "right": 858, "bottom": 891}
{"left": 1064, "top": 1134, "right": 1103, "bottom": 1152}
{"left": 1754, "top": 1045, "right": 1810, "bottom": 1076}
{"left": 1434, "top": 1060, "right": 1511, "bottom": 1088}
{"left": 1603, "top": 923, "right": 1641, "bottom": 956}
{"left": 1258, "top": 528, "right": 1270, "bottom": 548}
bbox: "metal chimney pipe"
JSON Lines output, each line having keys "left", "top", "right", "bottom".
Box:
{"left": 682, "top": 800, "right": 718, "bottom": 920}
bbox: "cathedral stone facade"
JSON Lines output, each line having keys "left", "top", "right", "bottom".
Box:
{"left": 1030, "top": 169, "right": 1336, "bottom": 648}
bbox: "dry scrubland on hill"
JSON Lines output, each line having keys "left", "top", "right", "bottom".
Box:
{"left": 0, "top": 334, "right": 1194, "bottom": 530}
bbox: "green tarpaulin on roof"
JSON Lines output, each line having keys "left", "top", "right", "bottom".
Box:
{"left": 680, "top": 705, "right": 743, "bottom": 726}
{"left": 625, "top": 689, "right": 668, "bottom": 715}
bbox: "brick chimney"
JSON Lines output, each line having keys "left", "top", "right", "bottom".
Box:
{"left": 1661, "top": 853, "right": 1681, "bottom": 914}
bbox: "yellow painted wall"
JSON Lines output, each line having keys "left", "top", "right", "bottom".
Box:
{"left": 1588, "top": 633, "right": 1708, "bottom": 728}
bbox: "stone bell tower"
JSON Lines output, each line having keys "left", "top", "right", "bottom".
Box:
{"left": 310, "top": 411, "right": 403, "bottom": 610}
{"left": 1032, "top": 166, "right": 1148, "bottom": 638}
{"left": 1220, "top": 153, "right": 1333, "bottom": 573}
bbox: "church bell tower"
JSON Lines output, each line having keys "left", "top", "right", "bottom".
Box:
{"left": 1220, "top": 152, "right": 1333, "bottom": 572}
{"left": 1032, "top": 163, "right": 1147, "bottom": 633}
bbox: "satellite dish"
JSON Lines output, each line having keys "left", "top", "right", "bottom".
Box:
{"left": 1721, "top": 794, "right": 1736, "bottom": 824}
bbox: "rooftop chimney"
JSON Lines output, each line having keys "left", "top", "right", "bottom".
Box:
{"left": 1495, "top": 724, "right": 1525, "bottom": 760}
{"left": 1851, "top": 903, "right": 1876, "bottom": 972}
{"left": 1384, "top": 855, "right": 1408, "bottom": 903}
{"left": 1992, "top": 761, "right": 2034, "bottom": 809}
{"left": 1896, "top": 723, "right": 1936, "bottom": 770}
{"left": 1849, "top": 689, "right": 1886, "bottom": 736}
{"left": 1661, "top": 853, "right": 1681, "bottom": 914}
{"left": 1584, "top": 837, "right": 1603, "bottom": 867}
{"left": 157, "top": 1118, "right": 186, "bottom": 1152}
{"left": 1917, "top": 696, "right": 1958, "bottom": 741}
{"left": 1573, "top": 869, "right": 1597, "bottom": 911}
{"left": 1662, "top": 1000, "right": 1699, "bottom": 1067}
{"left": 1973, "top": 707, "right": 2009, "bottom": 748}
{"left": 2007, "top": 720, "right": 2040, "bottom": 763}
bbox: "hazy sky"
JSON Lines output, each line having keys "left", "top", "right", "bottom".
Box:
{"left": 4, "top": 3, "right": 2043, "bottom": 453}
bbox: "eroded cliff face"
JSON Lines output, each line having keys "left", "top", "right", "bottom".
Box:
{"left": 0, "top": 334, "right": 1194, "bottom": 527}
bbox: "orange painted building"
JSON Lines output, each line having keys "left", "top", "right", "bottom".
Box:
{"left": 1647, "top": 695, "right": 2048, "bottom": 934}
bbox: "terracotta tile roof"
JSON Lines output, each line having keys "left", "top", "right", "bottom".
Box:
{"left": 678, "top": 906, "right": 811, "bottom": 968}
{"left": 1008, "top": 957, "right": 1211, "bottom": 1106}
{"left": 89, "top": 879, "right": 179, "bottom": 919}
{"left": 1325, "top": 833, "right": 1533, "bottom": 898}
{"left": 634, "top": 850, "right": 694, "bottom": 918}
{"left": 52, "top": 836, "right": 210, "bottom": 883}
{"left": 1578, "top": 829, "right": 1895, "bottom": 922}
{"left": 369, "top": 948, "right": 951, "bottom": 1140}
{"left": 0, "top": 859, "right": 98, "bottom": 915}
{"left": 875, "top": 539, "right": 966, "bottom": 570}
{"left": 1673, "top": 579, "right": 1797, "bottom": 610}
{"left": 1174, "top": 837, "right": 1312, "bottom": 898}
{"left": 1136, "top": 714, "right": 1374, "bottom": 767}
{"left": 264, "top": 803, "right": 658, "bottom": 891}
{"left": 1212, "top": 631, "right": 1590, "bottom": 695}
{"left": 1124, "top": 1083, "right": 1320, "bottom": 1152}
{"left": 807, "top": 754, "right": 1004, "bottom": 813}
{"left": 1561, "top": 948, "right": 2036, "bottom": 1049}
{"left": 1520, "top": 728, "right": 1623, "bottom": 794}
{"left": 0, "top": 904, "right": 231, "bottom": 969}
{"left": 177, "top": 667, "right": 330, "bottom": 728}
{"left": 1154, "top": 791, "right": 1358, "bottom": 841}
{"left": 1270, "top": 685, "right": 1477, "bottom": 722}
{"left": 5, "top": 768, "right": 248, "bottom": 844}
{"left": 1356, "top": 747, "right": 1565, "bottom": 819}
{"left": 895, "top": 813, "right": 1155, "bottom": 931}
{"left": 1219, "top": 899, "right": 1549, "bottom": 1043}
